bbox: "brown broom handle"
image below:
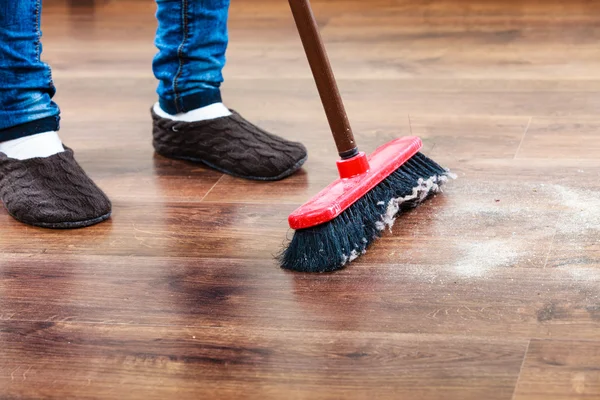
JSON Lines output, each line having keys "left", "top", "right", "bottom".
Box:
{"left": 288, "top": 0, "right": 358, "bottom": 159}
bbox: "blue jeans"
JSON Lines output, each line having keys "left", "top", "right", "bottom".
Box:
{"left": 0, "top": 0, "right": 230, "bottom": 141}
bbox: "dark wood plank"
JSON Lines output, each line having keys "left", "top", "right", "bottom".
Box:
{"left": 0, "top": 321, "right": 527, "bottom": 400}
{"left": 0, "top": 202, "right": 291, "bottom": 258}
{"left": 43, "top": 0, "right": 600, "bottom": 82}
{"left": 51, "top": 77, "right": 600, "bottom": 122}
{"left": 2, "top": 254, "right": 600, "bottom": 340}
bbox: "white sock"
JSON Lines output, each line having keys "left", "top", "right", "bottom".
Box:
{"left": 153, "top": 102, "right": 232, "bottom": 122}
{"left": 0, "top": 131, "right": 65, "bottom": 160}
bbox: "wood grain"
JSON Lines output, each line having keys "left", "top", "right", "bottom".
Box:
{"left": 2, "top": 254, "right": 600, "bottom": 340}
{"left": 2, "top": 0, "right": 600, "bottom": 398}
{"left": 0, "top": 321, "right": 527, "bottom": 400}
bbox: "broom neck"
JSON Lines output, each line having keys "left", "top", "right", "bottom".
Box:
{"left": 288, "top": 0, "right": 358, "bottom": 159}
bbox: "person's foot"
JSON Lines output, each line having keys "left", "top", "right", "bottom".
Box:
{"left": 0, "top": 146, "right": 112, "bottom": 228}
{"left": 151, "top": 106, "right": 308, "bottom": 181}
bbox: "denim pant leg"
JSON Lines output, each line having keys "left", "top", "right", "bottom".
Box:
{"left": 153, "top": 0, "right": 230, "bottom": 114}
{"left": 0, "top": 0, "right": 60, "bottom": 141}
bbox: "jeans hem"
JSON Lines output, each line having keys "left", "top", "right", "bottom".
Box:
{"left": 159, "top": 88, "right": 222, "bottom": 115}
{"left": 0, "top": 115, "right": 60, "bottom": 142}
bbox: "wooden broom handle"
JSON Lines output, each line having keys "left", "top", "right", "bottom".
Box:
{"left": 288, "top": 0, "right": 358, "bottom": 159}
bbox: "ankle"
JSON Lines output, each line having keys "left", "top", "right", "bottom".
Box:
{"left": 0, "top": 131, "right": 64, "bottom": 160}
{"left": 153, "top": 102, "right": 232, "bottom": 123}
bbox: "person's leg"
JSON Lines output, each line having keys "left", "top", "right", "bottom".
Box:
{"left": 0, "top": 0, "right": 111, "bottom": 228}
{"left": 153, "top": 0, "right": 231, "bottom": 120}
{"left": 0, "top": 0, "right": 64, "bottom": 159}
{"left": 150, "top": 0, "right": 308, "bottom": 181}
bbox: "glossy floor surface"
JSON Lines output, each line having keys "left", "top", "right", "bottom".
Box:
{"left": 2, "top": 0, "right": 600, "bottom": 399}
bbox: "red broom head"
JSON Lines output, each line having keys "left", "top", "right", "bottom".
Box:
{"left": 288, "top": 136, "right": 423, "bottom": 230}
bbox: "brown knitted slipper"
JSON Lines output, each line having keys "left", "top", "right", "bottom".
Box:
{"left": 151, "top": 109, "right": 308, "bottom": 181}
{"left": 0, "top": 147, "right": 112, "bottom": 229}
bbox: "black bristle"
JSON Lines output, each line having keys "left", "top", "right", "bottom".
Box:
{"left": 279, "top": 152, "right": 452, "bottom": 273}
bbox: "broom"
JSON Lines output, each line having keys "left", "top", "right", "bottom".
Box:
{"left": 280, "top": 0, "right": 454, "bottom": 273}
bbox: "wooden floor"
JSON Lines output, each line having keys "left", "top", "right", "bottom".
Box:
{"left": 2, "top": 0, "right": 600, "bottom": 398}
